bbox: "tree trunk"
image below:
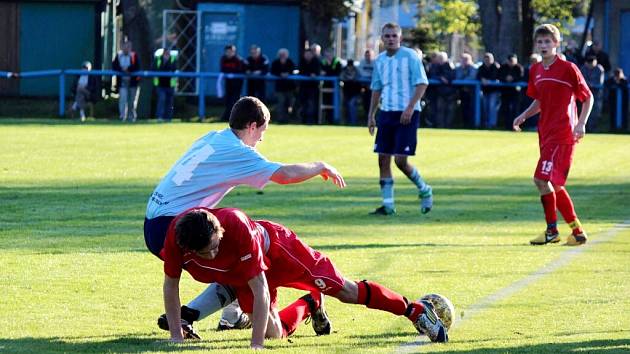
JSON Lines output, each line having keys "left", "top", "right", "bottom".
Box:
{"left": 497, "top": 0, "right": 521, "bottom": 62}
{"left": 478, "top": 0, "right": 499, "bottom": 56}
{"left": 522, "top": 0, "right": 534, "bottom": 60}
{"left": 301, "top": 11, "right": 333, "bottom": 50}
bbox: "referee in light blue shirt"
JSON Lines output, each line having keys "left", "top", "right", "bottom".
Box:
{"left": 367, "top": 22, "right": 433, "bottom": 216}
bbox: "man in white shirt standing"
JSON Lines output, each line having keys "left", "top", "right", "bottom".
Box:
{"left": 367, "top": 22, "right": 432, "bottom": 216}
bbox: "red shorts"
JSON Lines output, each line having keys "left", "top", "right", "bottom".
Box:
{"left": 235, "top": 221, "right": 345, "bottom": 314}
{"left": 534, "top": 143, "right": 574, "bottom": 186}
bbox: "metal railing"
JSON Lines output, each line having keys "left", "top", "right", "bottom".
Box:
{"left": 1, "top": 69, "right": 627, "bottom": 130}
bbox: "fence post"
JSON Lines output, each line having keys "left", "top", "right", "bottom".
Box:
{"left": 198, "top": 75, "right": 206, "bottom": 120}
{"left": 616, "top": 87, "right": 622, "bottom": 130}
{"left": 473, "top": 82, "right": 481, "bottom": 128}
{"left": 59, "top": 70, "right": 66, "bottom": 117}
{"left": 333, "top": 78, "right": 340, "bottom": 123}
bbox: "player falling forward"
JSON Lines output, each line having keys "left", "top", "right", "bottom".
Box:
{"left": 162, "top": 208, "right": 449, "bottom": 348}
{"left": 145, "top": 96, "right": 345, "bottom": 336}
{"left": 512, "top": 24, "right": 593, "bottom": 246}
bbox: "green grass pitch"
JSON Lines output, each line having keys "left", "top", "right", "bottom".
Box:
{"left": 1, "top": 119, "right": 629, "bottom": 353}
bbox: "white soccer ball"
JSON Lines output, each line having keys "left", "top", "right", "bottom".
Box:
{"left": 420, "top": 293, "right": 455, "bottom": 330}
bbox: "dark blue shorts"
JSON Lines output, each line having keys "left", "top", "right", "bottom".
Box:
{"left": 374, "top": 110, "right": 420, "bottom": 156}
{"left": 144, "top": 215, "right": 175, "bottom": 258}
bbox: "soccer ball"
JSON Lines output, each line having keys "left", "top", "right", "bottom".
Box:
{"left": 420, "top": 293, "right": 455, "bottom": 330}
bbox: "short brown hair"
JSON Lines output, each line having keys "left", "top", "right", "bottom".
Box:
{"left": 381, "top": 22, "right": 402, "bottom": 35}
{"left": 229, "top": 96, "right": 270, "bottom": 130}
{"left": 175, "top": 210, "right": 224, "bottom": 252}
{"left": 534, "top": 24, "right": 561, "bottom": 43}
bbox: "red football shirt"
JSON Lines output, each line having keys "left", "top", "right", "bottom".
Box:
{"left": 526, "top": 55, "right": 591, "bottom": 146}
{"left": 161, "top": 207, "right": 268, "bottom": 287}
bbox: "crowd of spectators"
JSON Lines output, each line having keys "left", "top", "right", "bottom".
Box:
{"left": 58, "top": 38, "right": 629, "bottom": 131}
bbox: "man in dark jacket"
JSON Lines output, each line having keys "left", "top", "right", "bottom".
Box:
{"left": 220, "top": 45, "right": 245, "bottom": 121}
{"left": 298, "top": 49, "right": 321, "bottom": 124}
{"left": 244, "top": 45, "right": 269, "bottom": 102}
{"left": 112, "top": 40, "right": 141, "bottom": 122}
{"left": 476, "top": 52, "right": 501, "bottom": 128}
{"left": 153, "top": 49, "right": 178, "bottom": 122}
{"left": 498, "top": 54, "right": 524, "bottom": 130}
{"left": 270, "top": 48, "right": 296, "bottom": 123}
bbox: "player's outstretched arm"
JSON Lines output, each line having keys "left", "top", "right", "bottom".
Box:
{"left": 271, "top": 162, "right": 346, "bottom": 188}
{"left": 574, "top": 92, "right": 594, "bottom": 142}
{"left": 163, "top": 275, "right": 185, "bottom": 342}
{"left": 248, "top": 272, "right": 271, "bottom": 349}
{"left": 513, "top": 100, "right": 541, "bottom": 131}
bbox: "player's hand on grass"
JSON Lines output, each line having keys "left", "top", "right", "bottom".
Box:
{"left": 251, "top": 344, "right": 264, "bottom": 350}
{"left": 573, "top": 123, "right": 586, "bottom": 142}
{"left": 512, "top": 115, "right": 526, "bottom": 132}
{"left": 401, "top": 106, "right": 414, "bottom": 125}
{"left": 320, "top": 163, "right": 346, "bottom": 188}
{"left": 368, "top": 116, "right": 376, "bottom": 136}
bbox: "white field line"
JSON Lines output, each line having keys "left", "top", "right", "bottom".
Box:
{"left": 395, "top": 220, "right": 630, "bottom": 353}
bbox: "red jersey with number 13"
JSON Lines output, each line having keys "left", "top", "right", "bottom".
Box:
{"left": 526, "top": 56, "right": 591, "bottom": 147}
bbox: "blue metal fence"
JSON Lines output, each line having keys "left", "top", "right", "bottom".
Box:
{"left": 1, "top": 69, "right": 627, "bottom": 130}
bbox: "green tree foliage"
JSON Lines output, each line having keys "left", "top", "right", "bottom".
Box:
{"left": 427, "top": 0, "right": 480, "bottom": 39}
{"left": 531, "top": 0, "right": 587, "bottom": 34}
{"left": 411, "top": 0, "right": 480, "bottom": 52}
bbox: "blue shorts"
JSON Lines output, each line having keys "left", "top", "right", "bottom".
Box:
{"left": 374, "top": 110, "right": 420, "bottom": 156}
{"left": 144, "top": 215, "right": 175, "bottom": 258}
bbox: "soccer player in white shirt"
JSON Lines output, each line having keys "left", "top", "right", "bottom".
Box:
{"left": 145, "top": 96, "right": 345, "bottom": 337}
{"left": 367, "top": 23, "right": 433, "bottom": 215}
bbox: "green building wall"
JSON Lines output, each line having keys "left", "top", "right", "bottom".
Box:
{"left": 19, "top": 2, "right": 95, "bottom": 96}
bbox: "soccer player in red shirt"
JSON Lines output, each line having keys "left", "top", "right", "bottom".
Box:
{"left": 513, "top": 24, "right": 593, "bottom": 246}
{"left": 161, "top": 208, "right": 448, "bottom": 348}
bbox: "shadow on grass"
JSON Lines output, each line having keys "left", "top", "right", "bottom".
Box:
{"left": 1, "top": 177, "right": 628, "bottom": 252}
{"left": 399, "top": 338, "right": 630, "bottom": 353}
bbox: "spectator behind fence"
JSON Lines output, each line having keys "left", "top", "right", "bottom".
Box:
{"left": 244, "top": 45, "right": 269, "bottom": 101}
{"left": 580, "top": 55, "right": 605, "bottom": 131}
{"left": 270, "top": 48, "right": 296, "bottom": 123}
{"left": 70, "top": 61, "right": 99, "bottom": 122}
{"left": 605, "top": 68, "right": 629, "bottom": 131}
{"left": 585, "top": 40, "right": 611, "bottom": 73}
{"left": 340, "top": 59, "right": 362, "bottom": 125}
{"left": 153, "top": 48, "right": 177, "bottom": 122}
{"left": 432, "top": 52, "right": 455, "bottom": 128}
{"left": 477, "top": 52, "right": 501, "bottom": 128}
{"left": 298, "top": 49, "right": 321, "bottom": 124}
{"left": 564, "top": 39, "right": 583, "bottom": 66}
{"left": 220, "top": 45, "right": 245, "bottom": 121}
{"left": 499, "top": 54, "right": 524, "bottom": 130}
{"left": 321, "top": 48, "right": 342, "bottom": 124}
{"left": 310, "top": 43, "right": 322, "bottom": 60}
{"left": 112, "top": 40, "right": 140, "bottom": 122}
{"left": 358, "top": 49, "right": 376, "bottom": 121}
{"left": 454, "top": 53, "right": 477, "bottom": 128}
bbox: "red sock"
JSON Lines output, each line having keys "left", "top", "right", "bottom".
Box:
{"left": 540, "top": 192, "right": 557, "bottom": 230}
{"left": 278, "top": 293, "right": 320, "bottom": 337}
{"left": 555, "top": 188, "right": 582, "bottom": 234}
{"left": 356, "top": 280, "right": 411, "bottom": 317}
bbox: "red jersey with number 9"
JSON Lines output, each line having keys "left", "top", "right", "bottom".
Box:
{"left": 526, "top": 56, "right": 591, "bottom": 147}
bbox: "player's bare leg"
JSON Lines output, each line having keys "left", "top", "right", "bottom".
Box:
{"left": 371, "top": 154, "right": 396, "bottom": 215}
{"left": 552, "top": 184, "right": 587, "bottom": 245}
{"left": 531, "top": 177, "right": 561, "bottom": 245}
{"left": 394, "top": 155, "right": 433, "bottom": 214}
